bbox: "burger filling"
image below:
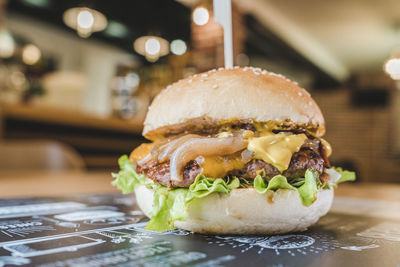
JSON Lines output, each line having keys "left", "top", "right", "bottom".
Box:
{"left": 112, "top": 123, "right": 355, "bottom": 232}
{"left": 132, "top": 125, "right": 331, "bottom": 188}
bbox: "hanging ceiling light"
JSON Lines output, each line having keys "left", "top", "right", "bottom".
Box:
{"left": 133, "top": 36, "right": 169, "bottom": 62}
{"left": 384, "top": 58, "right": 400, "bottom": 80}
{"left": 63, "top": 7, "right": 107, "bottom": 38}
{"left": 170, "top": 39, "right": 187, "bottom": 55}
{"left": 192, "top": 7, "right": 209, "bottom": 26}
{"left": 384, "top": 47, "right": 400, "bottom": 80}
{"left": 0, "top": 29, "right": 15, "bottom": 58}
{"left": 22, "top": 44, "right": 41, "bottom": 65}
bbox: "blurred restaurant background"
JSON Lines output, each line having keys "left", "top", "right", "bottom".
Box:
{"left": 0, "top": 0, "right": 399, "bottom": 183}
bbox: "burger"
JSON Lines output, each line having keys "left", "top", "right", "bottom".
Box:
{"left": 112, "top": 67, "right": 355, "bottom": 234}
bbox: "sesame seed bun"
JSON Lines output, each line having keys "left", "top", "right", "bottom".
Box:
{"left": 143, "top": 67, "right": 325, "bottom": 140}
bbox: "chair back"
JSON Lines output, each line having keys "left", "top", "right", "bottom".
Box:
{"left": 0, "top": 140, "right": 85, "bottom": 171}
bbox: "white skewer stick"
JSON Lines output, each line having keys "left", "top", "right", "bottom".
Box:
{"left": 213, "top": 0, "right": 233, "bottom": 69}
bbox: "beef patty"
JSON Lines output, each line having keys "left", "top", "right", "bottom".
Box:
{"left": 135, "top": 138, "right": 329, "bottom": 188}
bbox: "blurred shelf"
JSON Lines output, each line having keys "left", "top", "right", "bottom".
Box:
{"left": 0, "top": 102, "right": 143, "bottom": 135}
{"left": 0, "top": 102, "right": 146, "bottom": 170}
{"left": 84, "top": 155, "right": 121, "bottom": 169}
{"left": 7, "top": 131, "right": 142, "bottom": 152}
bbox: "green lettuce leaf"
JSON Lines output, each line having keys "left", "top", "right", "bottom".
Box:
{"left": 254, "top": 172, "right": 316, "bottom": 206}
{"left": 335, "top": 167, "right": 356, "bottom": 184}
{"left": 145, "top": 176, "right": 240, "bottom": 232}
{"left": 254, "top": 175, "right": 295, "bottom": 194}
{"left": 187, "top": 175, "right": 240, "bottom": 201}
{"left": 145, "top": 186, "right": 188, "bottom": 232}
{"left": 112, "top": 155, "right": 355, "bottom": 232}
{"left": 111, "top": 156, "right": 242, "bottom": 232}
{"left": 111, "top": 155, "right": 149, "bottom": 194}
{"left": 288, "top": 178, "right": 305, "bottom": 187}
{"left": 238, "top": 177, "right": 253, "bottom": 188}
{"left": 297, "top": 169, "right": 318, "bottom": 206}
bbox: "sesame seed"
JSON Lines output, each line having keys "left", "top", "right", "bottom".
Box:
{"left": 261, "top": 70, "right": 267, "bottom": 74}
{"left": 188, "top": 79, "right": 192, "bottom": 83}
{"left": 212, "top": 84, "right": 218, "bottom": 89}
{"left": 193, "top": 74, "right": 198, "bottom": 78}
{"left": 201, "top": 73, "right": 208, "bottom": 78}
{"left": 166, "top": 85, "right": 172, "bottom": 89}
{"left": 234, "top": 66, "right": 239, "bottom": 69}
{"left": 218, "top": 67, "right": 224, "bottom": 71}
{"left": 298, "top": 92, "right": 302, "bottom": 96}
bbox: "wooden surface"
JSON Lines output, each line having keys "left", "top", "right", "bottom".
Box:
{"left": 0, "top": 103, "right": 146, "bottom": 170}
{"left": 335, "top": 182, "right": 400, "bottom": 202}
{"left": 1, "top": 171, "right": 400, "bottom": 202}
{"left": 0, "top": 171, "right": 118, "bottom": 198}
{"left": 0, "top": 102, "right": 143, "bottom": 135}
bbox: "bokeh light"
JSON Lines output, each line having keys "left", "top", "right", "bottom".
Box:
{"left": 77, "top": 10, "right": 94, "bottom": 29}
{"left": 384, "top": 58, "right": 400, "bottom": 80}
{"left": 170, "top": 39, "right": 187, "bottom": 55}
{"left": 145, "top": 38, "right": 161, "bottom": 55}
{"left": 0, "top": 30, "right": 15, "bottom": 58}
{"left": 193, "top": 7, "right": 209, "bottom": 26}
{"left": 22, "top": 44, "right": 41, "bottom": 65}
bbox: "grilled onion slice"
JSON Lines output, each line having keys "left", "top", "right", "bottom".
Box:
{"left": 169, "top": 133, "right": 247, "bottom": 182}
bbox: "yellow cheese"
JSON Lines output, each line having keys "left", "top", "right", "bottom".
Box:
{"left": 247, "top": 132, "right": 307, "bottom": 172}
{"left": 130, "top": 143, "right": 154, "bottom": 161}
{"left": 131, "top": 129, "right": 318, "bottom": 178}
{"left": 320, "top": 138, "right": 332, "bottom": 157}
{"left": 200, "top": 154, "right": 246, "bottom": 178}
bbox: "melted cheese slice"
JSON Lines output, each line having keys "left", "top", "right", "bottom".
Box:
{"left": 320, "top": 138, "right": 332, "bottom": 157}
{"left": 130, "top": 143, "right": 154, "bottom": 162}
{"left": 200, "top": 155, "right": 246, "bottom": 178}
{"left": 131, "top": 130, "right": 330, "bottom": 179}
{"left": 247, "top": 132, "right": 307, "bottom": 172}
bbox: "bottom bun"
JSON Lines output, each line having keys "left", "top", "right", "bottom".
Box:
{"left": 134, "top": 185, "right": 334, "bottom": 235}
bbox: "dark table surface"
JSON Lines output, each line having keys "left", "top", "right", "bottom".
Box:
{"left": 0, "top": 191, "right": 399, "bottom": 267}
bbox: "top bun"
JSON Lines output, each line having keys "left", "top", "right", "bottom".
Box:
{"left": 143, "top": 67, "right": 325, "bottom": 140}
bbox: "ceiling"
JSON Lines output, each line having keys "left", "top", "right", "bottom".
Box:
{"left": 271, "top": 0, "right": 400, "bottom": 71}
{"left": 7, "top": 0, "right": 192, "bottom": 56}
{"left": 235, "top": 0, "right": 400, "bottom": 78}
{"left": 244, "top": 15, "right": 339, "bottom": 88}
{"left": 7, "top": 0, "right": 398, "bottom": 88}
